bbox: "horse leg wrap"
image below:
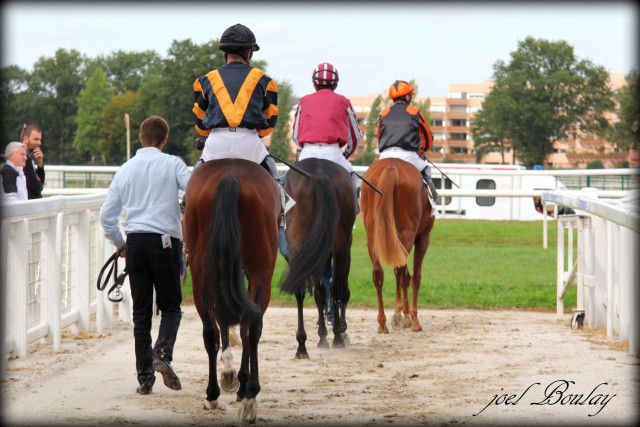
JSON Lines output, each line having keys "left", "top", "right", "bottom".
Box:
{"left": 221, "top": 346, "right": 233, "bottom": 370}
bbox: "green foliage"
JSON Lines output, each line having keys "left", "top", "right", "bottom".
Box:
{"left": 470, "top": 84, "right": 515, "bottom": 163}
{"left": 268, "top": 79, "right": 294, "bottom": 160}
{"left": 487, "top": 37, "right": 614, "bottom": 167}
{"left": 0, "top": 65, "right": 32, "bottom": 144}
{"left": 99, "top": 91, "right": 138, "bottom": 164}
{"left": 607, "top": 69, "right": 639, "bottom": 150}
{"left": 73, "top": 68, "right": 114, "bottom": 160}
{"left": 90, "top": 50, "right": 162, "bottom": 95}
{"left": 353, "top": 94, "right": 383, "bottom": 166}
{"left": 29, "top": 48, "right": 90, "bottom": 164}
{"left": 586, "top": 159, "right": 604, "bottom": 169}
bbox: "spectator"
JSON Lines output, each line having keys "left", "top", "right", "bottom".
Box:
{"left": 1, "top": 142, "right": 29, "bottom": 202}
{"left": 20, "top": 125, "right": 45, "bottom": 199}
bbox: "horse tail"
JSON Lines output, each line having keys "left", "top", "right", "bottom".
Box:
{"left": 201, "top": 174, "right": 258, "bottom": 326}
{"left": 280, "top": 173, "right": 338, "bottom": 296}
{"left": 373, "top": 166, "right": 408, "bottom": 268}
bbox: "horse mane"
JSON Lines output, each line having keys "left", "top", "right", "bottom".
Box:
{"left": 201, "top": 174, "right": 258, "bottom": 326}
{"left": 373, "top": 165, "right": 408, "bottom": 268}
{"left": 279, "top": 171, "right": 338, "bottom": 296}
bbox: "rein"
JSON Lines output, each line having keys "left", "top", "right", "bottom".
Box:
{"left": 97, "top": 249, "right": 128, "bottom": 303}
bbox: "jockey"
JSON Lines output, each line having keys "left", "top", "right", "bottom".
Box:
{"left": 192, "top": 23, "right": 281, "bottom": 183}
{"left": 377, "top": 80, "right": 438, "bottom": 199}
{"left": 292, "top": 62, "right": 363, "bottom": 213}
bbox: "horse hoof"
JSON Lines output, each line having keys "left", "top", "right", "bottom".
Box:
{"left": 317, "top": 338, "right": 330, "bottom": 348}
{"left": 221, "top": 371, "right": 240, "bottom": 393}
{"left": 411, "top": 325, "right": 423, "bottom": 332}
{"left": 238, "top": 397, "right": 257, "bottom": 424}
{"left": 203, "top": 399, "right": 222, "bottom": 410}
{"left": 391, "top": 315, "right": 402, "bottom": 330}
{"left": 295, "top": 352, "right": 309, "bottom": 359}
{"left": 378, "top": 324, "right": 389, "bottom": 334}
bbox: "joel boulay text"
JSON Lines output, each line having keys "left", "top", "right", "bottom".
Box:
{"left": 473, "top": 380, "right": 616, "bottom": 417}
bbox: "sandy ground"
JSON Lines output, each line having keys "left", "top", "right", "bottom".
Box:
{"left": 1, "top": 303, "right": 639, "bottom": 426}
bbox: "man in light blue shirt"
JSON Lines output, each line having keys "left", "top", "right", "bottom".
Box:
{"left": 100, "top": 116, "right": 190, "bottom": 395}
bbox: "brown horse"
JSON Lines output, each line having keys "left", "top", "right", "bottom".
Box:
{"left": 361, "top": 158, "right": 435, "bottom": 333}
{"left": 279, "top": 158, "right": 357, "bottom": 358}
{"left": 183, "top": 158, "right": 281, "bottom": 423}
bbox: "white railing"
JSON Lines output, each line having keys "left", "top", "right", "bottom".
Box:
{"left": 542, "top": 189, "right": 639, "bottom": 355}
{"left": 1, "top": 194, "right": 133, "bottom": 374}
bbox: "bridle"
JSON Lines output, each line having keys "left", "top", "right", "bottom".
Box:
{"left": 97, "top": 249, "right": 128, "bottom": 302}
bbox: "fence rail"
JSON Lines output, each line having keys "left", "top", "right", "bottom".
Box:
{"left": 542, "top": 189, "right": 639, "bottom": 355}
{"left": 1, "top": 194, "right": 131, "bottom": 378}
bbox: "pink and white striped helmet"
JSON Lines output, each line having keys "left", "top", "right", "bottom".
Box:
{"left": 312, "top": 62, "right": 339, "bottom": 88}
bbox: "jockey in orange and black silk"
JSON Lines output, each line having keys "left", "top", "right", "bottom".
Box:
{"left": 377, "top": 80, "right": 438, "bottom": 199}
{"left": 191, "top": 23, "right": 280, "bottom": 182}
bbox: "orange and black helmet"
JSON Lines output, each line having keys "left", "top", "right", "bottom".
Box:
{"left": 389, "top": 80, "right": 416, "bottom": 99}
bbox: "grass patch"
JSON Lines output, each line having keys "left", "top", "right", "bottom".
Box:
{"left": 181, "top": 218, "right": 576, "bottom": 312}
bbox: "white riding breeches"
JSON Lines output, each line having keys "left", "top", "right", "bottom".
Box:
{"left": 201, "top": 128, "right": 269, "bottom": 164}
{"left": 298, "top": 143, "right": 354, "bottom": 174}
{"left": 379, "top": 147, "right": 429, "bottom": 176}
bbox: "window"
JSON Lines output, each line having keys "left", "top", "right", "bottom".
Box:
{"left": 476, "top": 179, "right": 496, "bottom": 206}
{"left": 450, "top": 133, "right": 467, "bottom": 141}
{"left": 451, "top": 119, "right": 466, "bottom": 127}
{"left": 431, "top": 119, "right": 443, "bottom": 126}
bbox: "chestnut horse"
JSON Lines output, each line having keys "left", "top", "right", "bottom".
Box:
{"left": 279, "top": 158, "right": 357, "bottom": 358}
{"left": 183, "top": 158, "right": 281, "bottom": 423}
{"left": 361, "top": 158, "right": 435, "bottom": 333}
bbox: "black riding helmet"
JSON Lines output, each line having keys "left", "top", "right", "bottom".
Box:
{"left": 219, "top": 23, "right": 260, "bottom": 52}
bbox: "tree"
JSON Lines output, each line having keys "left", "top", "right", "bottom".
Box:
{"left": 268, "top": 79, "right": 294, "bottom": 161}
{"left": 99, "top": 91, "right": 139, "bottom": 165}
{"left": 488, "top": 37, "right": 614, "bottom": 167}
{"left": 354, "top": 94, "right": 383, "bottom": 166}
{"left": 607, "top": 69, "right": 639, "bottom": 150}
{"left": 29, "top": 48, "right": 89, "bottom": 164}
{"left": 470, "top": 84, "right": 516, "bottom": 164}
{"left": 0, "top": 65, "right": 32, "bottom": 145}
{"left": 73, "top": 68, "right": 114, "bottom": 160}
{"left": 88, "top": 50, "right": 162, "bottom": 95}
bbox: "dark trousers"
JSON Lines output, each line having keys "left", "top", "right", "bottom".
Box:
{"left": 126, "top": 233, "right": 182, "bottom": 384}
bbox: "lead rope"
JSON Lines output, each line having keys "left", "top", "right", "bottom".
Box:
{"left": 97, "top": 249, "right": 128, "bottom": 303}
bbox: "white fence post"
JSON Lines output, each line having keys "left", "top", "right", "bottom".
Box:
{"left": 76, "top": 209, "right": 91, "bottom": 332}
{"left": 46, "top": 212, "right": 63, "bottom": 350}
{"left": 11, "top": 219, "right": 29, "bottom": 358}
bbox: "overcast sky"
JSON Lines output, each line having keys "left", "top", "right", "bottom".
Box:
{"left": 2, "top": 1, "right": 637, "bottom": 98}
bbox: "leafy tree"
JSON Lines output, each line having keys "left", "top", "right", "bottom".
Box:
{"left": 470, "top": 84, "right": 516, "bottom": 164}
{"left": 29, "top": 48, "right": 89, "bottom": 164}
{"left": 0, "top": 65, "right": 32, "bottom": 146}
{"left": 73, "top": 68, "right": 114, "bottom": 161}
{"left": 607, "top": 69, "right": 639, "bottom": 150}
{"left": 488, "top": 36, "right": 614, "bottom": 167}
{"left": 99, "top": 91, "right": 139, "bottom": 165}
{"left": 268, "top": 79, "right": 294, "bottom": 161}
{"left": 89, "top": 50, "right": 162, "bottom": 95}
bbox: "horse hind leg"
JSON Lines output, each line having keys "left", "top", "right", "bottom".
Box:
{"left": 202, "top": 311, "right": 223, "bottom": 410}
{"left": 372, "top": 260, "right": 388, "bottom": 333}
{"left": 314, "top": 279, "right": 330, "bottom": 348}
{"left": 294, "top": 292, "right": 309, "bottom": 359}
{"left": 238, "top": 309, "right": 263, "bottom": 424}
{"left": 392, "top": 266, "right": 412, "bottom": 330}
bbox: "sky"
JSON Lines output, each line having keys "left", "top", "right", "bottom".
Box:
{"left": 2, "top": 1, "right": 638, "bottom": 98}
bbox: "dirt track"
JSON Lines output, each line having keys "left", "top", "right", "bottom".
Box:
{"left": 2, "top": 303, "right": 639, "bottom": 426}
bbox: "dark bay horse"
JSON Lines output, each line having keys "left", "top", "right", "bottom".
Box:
{"left": 361, "top": 158, "right": 435, "bottom": 333}
{"left": 279, "top": 158, "right": 357, "bottom": 358}
{"left": 183, "top": 158, "right": 281, "bottom": 423}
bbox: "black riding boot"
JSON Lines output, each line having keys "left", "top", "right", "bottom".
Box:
{"left": 421, "top": 166, "right": 438, "bottom": 200}
{"left": 260, "top": 155, "right": 281, "bottom": 183}
{"left": 350, "top": 172, "right": 360, "bottom": 215}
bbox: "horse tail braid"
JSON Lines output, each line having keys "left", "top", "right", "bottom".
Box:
{"left": 374, "top": 166, "right": 408, "bottom": 268}
{"left": 202, "top": 174, "right": 258, "bottom": 326}
{"left": 280, "top": 173, "right": 338, "bottom": 295}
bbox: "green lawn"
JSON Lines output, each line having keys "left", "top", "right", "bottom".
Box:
{"left": 182, "top": 218, "right": 576, "bottom": 312}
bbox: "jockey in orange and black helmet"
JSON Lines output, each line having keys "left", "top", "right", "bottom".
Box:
{"left": 377, "top": 80, "right": 438, "bottom": 199}
{"left": 292, "top": 62, "right": 363, "bottom": 213}
{"left": 191, "top": 23, "right": 280, "bottom": 183}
